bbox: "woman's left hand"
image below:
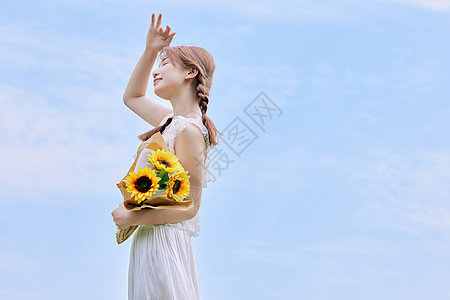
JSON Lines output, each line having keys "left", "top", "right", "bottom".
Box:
{"left": 111, "top": 202, "right": 138, "bottom": 230}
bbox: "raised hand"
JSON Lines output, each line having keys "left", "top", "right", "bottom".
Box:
{"left": 146, "top": 13, "right": 176, "bottom": 52}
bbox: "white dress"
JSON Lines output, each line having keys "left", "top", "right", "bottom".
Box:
{"left": 128, "top": 113, "right": 213, "bottom": 300}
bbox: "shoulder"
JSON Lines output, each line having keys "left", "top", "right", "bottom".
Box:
{"left": 181, "top": 121, "right": 203, "bottom": 135}
{"left": 175, "top": 123, "right": 206, "bottom": 153}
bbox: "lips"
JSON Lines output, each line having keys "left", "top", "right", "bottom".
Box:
{"left": 153, "top": 78, "right": 162, "bottom": 84}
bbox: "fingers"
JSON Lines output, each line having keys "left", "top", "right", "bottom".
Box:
{"left": 150, "top": 13, "right": 162, "bottom": 28}
{"left": 167, "top": 32, "right": 176, "bottom": 43}
{"left": 156, "top": 13, "right": 162, "bottom": 28}
{"left": 163, "top": 25, "right": 170, "bottom": 35}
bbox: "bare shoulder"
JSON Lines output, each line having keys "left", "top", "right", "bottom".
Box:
{"left": 175, "top": 123, "right": 206, "bottom": 152}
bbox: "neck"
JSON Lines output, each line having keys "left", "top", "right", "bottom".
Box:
{"left": 170, "top": 82, "right": 202, "bottom": 119}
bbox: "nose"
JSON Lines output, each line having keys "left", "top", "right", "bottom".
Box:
{"left": 153, "top": 71, "right": 159, "bottom": 78}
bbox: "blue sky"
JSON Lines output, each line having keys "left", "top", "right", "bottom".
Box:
{"left": 1, "top": 0, "right": 450, "bottom": 299}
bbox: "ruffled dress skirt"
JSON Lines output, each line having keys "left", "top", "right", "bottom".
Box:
{"left": 128, "top": 213, "right": 201, "bottom": 300}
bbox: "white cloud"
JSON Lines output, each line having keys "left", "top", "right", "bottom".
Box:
{"left": 0, "top": 23, "right": 136, "bottom": 86}
{"left": 351, "top": 148, "right": 450, "bottom": 233}
{"left": 385, "top": 0, "right": 450, "bottom": 11}
{"left": 0, "top": 83, "right": 140, "bottom": 201}
{"left": 303, "top": 237, "right": 400, "bottom": 257}
{"left": 0, "top": 250, "right": 52, "bottom": 273}
{"left": 0, "top": 290, "right": 47, "bottom": 300}
{"left": 230, "top": 237, "right": 402, "bottom": 266}
{"left": 144, "top": 0, "right": 450, "bottom": 24}
{"left": 68, "top": 0, "right": 387, "bottom": 23}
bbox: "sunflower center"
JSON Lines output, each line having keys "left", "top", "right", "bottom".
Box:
{"left": 173, "top": 180, "right": 181, "bottom": 194}
{"left": 159, "top": 159, "right": 171, "bottom": 167}
{"left": 135, "top": 176, "right": 152, "bottom": 193}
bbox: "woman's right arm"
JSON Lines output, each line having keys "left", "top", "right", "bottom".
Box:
{"left": 123, "top": 49, "right": 172, "bottom": 128}
{"left": 123, "top": 13, "right": 175, "bottom": 128}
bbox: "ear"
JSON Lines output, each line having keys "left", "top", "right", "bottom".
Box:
{"left": 185, "top": 68, "right": 198, "bottom": 80}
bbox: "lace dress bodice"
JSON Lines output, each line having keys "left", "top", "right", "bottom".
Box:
{"left": 158, "top": 112, "right": 213, "bottom": 189}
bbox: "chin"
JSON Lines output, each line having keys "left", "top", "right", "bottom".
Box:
{"left": 155, "top": 81, "right": 181, "bottom": 100}
{"left": 154, "top": 86, "right": 171, "bottom": 100}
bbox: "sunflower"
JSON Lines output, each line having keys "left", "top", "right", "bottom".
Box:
{"left": 148, "top": 149, "right": 182, "bottom": 173}
{"left": 165, "top": 169, "right": 191, "bottom": 202}
{"left": 125, "top": 166, "right": 161, "bottom": 204}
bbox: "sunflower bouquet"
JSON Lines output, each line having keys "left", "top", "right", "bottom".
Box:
{"left": 115, "top": 131, "right": 194, "bottom": 244}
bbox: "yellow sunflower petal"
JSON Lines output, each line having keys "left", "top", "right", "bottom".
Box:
{"left": 125, "top": 166, "right": 161, "bottom": 204}
{"left": 148, "top": 149, "right": 182, "bottom": 173}
{"left": 165, "top": 169, "right": 191, "bottom": 201}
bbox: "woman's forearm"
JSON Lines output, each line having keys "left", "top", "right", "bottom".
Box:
{"left": 132, "top": 188, "right": 203, "bottom": 225}
{"left": 133, "top": 206, "right": 198, "bottom": 225}
{"left": 123, "top": 49, "right": 159, "bottom": 100}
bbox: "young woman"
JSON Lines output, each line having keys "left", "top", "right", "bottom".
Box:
{"left": 111, "top": 13, "right": 221, "bottom": 300}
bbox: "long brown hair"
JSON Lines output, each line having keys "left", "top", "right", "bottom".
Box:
{"left": 138, "top": 45, "right": 222, "bottom": 147}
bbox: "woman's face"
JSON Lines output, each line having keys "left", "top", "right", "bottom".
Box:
{"left": 152, "top": 56, "right": 186, "bottom": 100}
